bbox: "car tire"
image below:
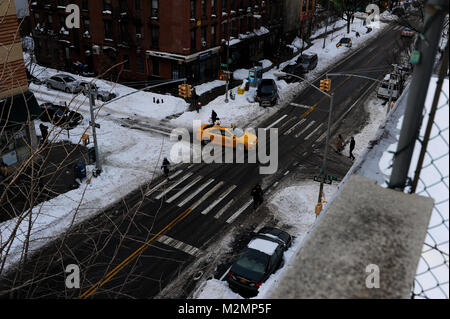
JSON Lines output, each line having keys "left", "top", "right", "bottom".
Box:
{"left": 65, "top": 87, "right": 71, "bottom": 93}
{"left": 47, "top": 83, "right": 52, "bottom": 89}
{"left": 98, "top": 95, "right": 104, "bottom": 102}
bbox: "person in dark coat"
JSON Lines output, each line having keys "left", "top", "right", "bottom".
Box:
{"left": 161, "top": 157, "right": 171, "bottom": 179}
{"left": 349, "top": 136, "right": 356, "bottom": 160}
{"left": 251, "top": 183, "right": 264, "bottom": 210}
{"left": 39, "top": 123, "right": 49, "bottom": 145}
{"left": 192, "top": 88, "right": 200, "bottom": 113}
{"left": 211, "top": 110, "right": 218, "bottom": 125}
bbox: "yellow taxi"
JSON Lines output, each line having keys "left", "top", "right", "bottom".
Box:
{"left": 196, "top": 124, "right": 258, "bottom": 150}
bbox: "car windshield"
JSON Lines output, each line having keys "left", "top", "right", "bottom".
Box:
{"left": 302, "top": 56, "right": 311, "bottom": 63}
{"left": 233, "top": 249, "right": 269, "bottom": 281}
{"left": 341, "top": 38, "right": 350, "bottom": 43}
{"left": 260, "top": 84, "right": 274, "bottom": 95}
{"left": 232, "top": 128, "right": 245, "bottom": 138}
{"left": 63, "top": 76, "right": 76, "bottom": 83}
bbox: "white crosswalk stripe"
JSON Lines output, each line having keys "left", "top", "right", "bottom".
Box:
{"left": 279, "top": 116, "right": 297, "bottom": 129}
{"left": 201, "top": 185, "right": 237, "bottom": 215}
{"left": 190, "top": 181, "right": 224, "bottom": 211}
{"left": 303, "top": 123, "right": 324, "bottom": 140}
{"left": 264, "top": 114, "right": 287, "bottom": 131}
{"left": 156, "top": 235, "right": 202, "bottom": 257}
{"left": 293, "top": 120, "right": 315, "bottom": 138}
{"left": 177, "top": 178, "right": 215, "bottom": 207}
{"left": 214, "top": 199, "right": 235, "bottom": 219}
{"left": 226, "top": 199, "right": 253, "bottom": 224}
{"left": 316, "top": 131, "right": 328, "bottom": 143}
{"left": 283, "top": 118, "right": 306, "bottom": 135}
{"left": 145, "top": 170, "right": 183, "bottom": 197}
{"left": 155, "top": 172, "right": 193, "bottom": 200}
{"left": 166, "top": 176, "right": 202, "bottom": 203}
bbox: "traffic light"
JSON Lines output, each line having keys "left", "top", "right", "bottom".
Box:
{"left": 186, "top": 84, "right": 192, "bottom": 97}
{"left": 178, "top": 84, "right": 187, "bottom": 98}
{"left": 320, "top": 78, "right": 331, "bottom": 92}
{"left": 219, "top": 73, "right": 228, "bottom": 81}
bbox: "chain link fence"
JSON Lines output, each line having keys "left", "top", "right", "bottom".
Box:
{"left": 410, "top": 75, "right": 449, "bottom": 299}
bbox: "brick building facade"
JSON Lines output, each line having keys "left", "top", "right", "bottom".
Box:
{"left": 1, "top": 0, "right": 40, "bottom": 168}
{"left": 29, "top": 0, "right": 284, "bottom": 85}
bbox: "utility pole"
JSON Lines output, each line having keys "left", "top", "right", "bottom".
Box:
{"left": 323, "top": 0, "right": 331, "bottom": 49}
{"left": 386, "top": 64, "right": 398, "bottom": 115}
{"left": 317, "top": 92, "right": 334, "bottom": 205}
{"left": 389, "top": 0, "right": 448, "bottom": 191}
{"left": 225, "top": 9, "right": 231, "bottom": 103}
{"left": 89, "top": 85, "right": 102, "bottom": 175}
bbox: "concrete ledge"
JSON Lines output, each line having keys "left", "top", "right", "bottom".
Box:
{"left": 268, "top": 175, "right": 434, "bottom": 299}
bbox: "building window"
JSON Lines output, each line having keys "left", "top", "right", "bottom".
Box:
{"left": 82, "top": 0, "right": 88, "bottom": 10}
{"left": 151, "top": 0, "right": 159, "bottom": 18}
{"left": 211, "top": 24, "right": 216, "bottom": 45}
{"left": 120, "top": 23, "right": 128, "bottom": 42}
{"left": 83, "top": 18, "right": 90, "bottom": 32}
{"left": 46, "top": 14, "right": 53, "bottom": 30}
{"left": 211, "top": 0, "right": 216, "bottom": 15}
{"left": 119, "top": 0, "right": 127, "bottom": 12}
{"left": 151, "top": 27, "right": 159, "bottom": 48}
{"left": 201, "top": 0, "right": 206, "bottom": 18}
{"left": 152, "top": 58, "right": 159, "bottom": 76}
{"left": 58, "top": 0, "right": 66, "bottom": 6}
{"left": 103, "top": 0, "right": 112, "bottom": 12}
{"left": 135, "top": 23, "right": 142, "bottom": 35}
{"left": 190, "top": 28, "right": 197, "bottom": 51}
{"left": 222, "top": 0, "right": 227, "bottom": 11}
{"left": 123, "top": 55, "right": 130, "bottom": 70}
{"left": 135, "top": 0, "right": 141, "bottom": 10}
{"left": 137, "top": 56, "right": 144, "bottom": 73}
{"left": 201, "top": 27, "right": 207, "bottom": 46}
{"left": 104, "top": 20, "right": 113, "bottom": 39}
{"left": 190, "top": 0, "right": 196, "bottom": 19}
{"left": 34, "top": 13, "right": 40, "bottom": 24}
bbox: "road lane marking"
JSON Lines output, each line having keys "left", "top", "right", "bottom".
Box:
{"left": 155, "top": 172, "right": 193, "bottom": 200}
{"left": 279, "top": 116, "right": 297, "bottom": 129}
{"left": 264, "top": 114, "right": 288, "bottom": 131}
{"left": 304, "top": 123, "right": 324, "bottom": 140}
{"left": 177, "top": 179, "right": 215, "bottom": 207}
{"left": 283, "top": 118, "right": 306, "bottom": 135}
{"left": 290, "top": 102, "right": 310, "bottom": 109}
{"left": 80, "top": 208, "right": 193, "bottom": 299}
{"left": 201, "top": 185, "right": 237, "bottom": 215}
{"left": 156, "top": 235, "right": 202, "bottom": 257}
{"left": 190, "top": 181, "right": 225, "bottom": 211}
{"left": 214, "top": 199, "right": 235, "bottom": 219}
{"left": 293, "top": 120, "right": 315, "bottom": 138}
{"left": 317, "top": 131, "right": 328, "bottom": 143}
{"left": 166, "top": 176, "right": 202, "bottom": 203}
{"left": 145, "top": 170, "right": 183, "bottom": 196}
{"left": 226, "top": 199, "right": 253, "bottom": 224}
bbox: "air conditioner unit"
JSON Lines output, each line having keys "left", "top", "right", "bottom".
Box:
{"left": 92, "top": 45, "right": 102, "bottom": 55}
{"left": 202, "top": 40, "right": 207, "bottom": 47}
{"left": 136, "top": 33, "right": 142, "bottom": 39}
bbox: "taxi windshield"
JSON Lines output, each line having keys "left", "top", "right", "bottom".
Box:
{"left": 232, "top": 128, "right": 245, "bottom": 137}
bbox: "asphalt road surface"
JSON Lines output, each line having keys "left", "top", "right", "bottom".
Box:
{"left": 0, "top": 24, "right": 411, "bottom": 299}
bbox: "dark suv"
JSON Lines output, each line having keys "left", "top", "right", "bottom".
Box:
{"left": 226, "top": 227, "right": 292, "bottom": 295}
{"left": 296, "top": 53, "right": 318, "bottom": 72}
{"left": 255, "top": 79, "right": 279, "bottom": 107}
{"left": 39, "top": 103, "right": 83, "bottom": 129}
{"left": 279, "top": 63, "right": 305, "bottom": 83}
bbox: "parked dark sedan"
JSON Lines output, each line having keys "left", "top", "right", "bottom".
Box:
{"left": 296, "top": 53, "right": 318, "bottom": 72}
{"left": 255, "top": 79, "right": 279, "bottom": 107}
{"left": 39, "top": 103, "right": 83, "bottom": 129}
{"left": 226, "top": 227, "right": 292, "bottom": 295}
{"left": 278, "top": 63, "right": 305, "bottom": 83}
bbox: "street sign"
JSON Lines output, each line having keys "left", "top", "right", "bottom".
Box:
{"left": 313, "top": 175, "right": 332, "bottom": 184}
{"left": 220, "top": 63, "right": 228, "bottom": 68}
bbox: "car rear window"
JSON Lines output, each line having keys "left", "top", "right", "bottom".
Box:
{"left": 235, "top": 249, "right": 268, "bottom": 275}
{"left": 63, "top": 76, "right": 76, "bottom": 82}
{"left": 261, "top": 84, "right": 275, "bottom": 95}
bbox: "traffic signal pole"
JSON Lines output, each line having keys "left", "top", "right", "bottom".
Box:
{"left": 89, "top": 85, "right": 102, "bottom": 174}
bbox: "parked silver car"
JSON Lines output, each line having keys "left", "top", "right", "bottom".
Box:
{"left": 45, "top": 74, "right": 82, "bottom": 94}
{"left": 79, "top": 81, "right": 117, "bottom": 101}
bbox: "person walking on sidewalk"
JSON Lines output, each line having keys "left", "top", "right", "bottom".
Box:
{"left": 161, "top": 157, "right": 171, "bottom": 180}
{"left": 39, "top": 123, "right": 49, "bottom": 145}
{"left": 211, "top": 109, "right": 218, "bottom": 125}
{"left": 349, "top": 136, "right": 356, "bottom": 160}
{"left": 192, "top": 88, "right": 200, "bottom": 113}
{"left": 251, "top": 183, "right": 264, "bottom": 210}
{"left": 335, "top": 134, "right": 344, "bottom": 153}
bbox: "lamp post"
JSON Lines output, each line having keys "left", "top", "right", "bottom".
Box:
{"left": 273, "top": 70, "right": 333, "bottom": 210}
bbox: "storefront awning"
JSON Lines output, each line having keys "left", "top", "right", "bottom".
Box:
{"left": 0, "top": 91, "right": 41, "bottom": 128}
